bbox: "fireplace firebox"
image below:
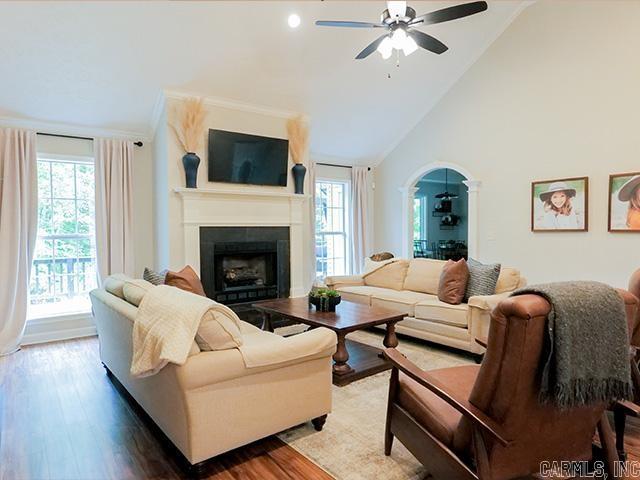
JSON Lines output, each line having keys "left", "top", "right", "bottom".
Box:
{"left": 200, "top": 227, "right": 290, "bottom": 305}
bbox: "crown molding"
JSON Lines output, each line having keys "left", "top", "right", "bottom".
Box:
{"left": 377, "top": 0, "right": 534, "bottom": 163}
{"left": 0, "top": 115, "right": 150, "bottom": 142}
{"left": 163, "top": 89, "right": 307, "bottom": 121}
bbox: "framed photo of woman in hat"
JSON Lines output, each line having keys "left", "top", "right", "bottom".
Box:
{"left": 531, "top": 177, "right": 589, "bottom": 232}
{"left": 608, "top": 172, "right": 640, "bottom": 232}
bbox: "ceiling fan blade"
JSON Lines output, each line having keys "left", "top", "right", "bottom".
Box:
{"left": 409, "top": 30, "right": 448, "bottom": 55}
{"left": 315, "top": 20, "right": 384, "bottom": 29}
{"left": 355, "top": 34, "right": 389, "bottom": 60}
{"left": 410, "top": 1, "right": 488, "bottom": 26}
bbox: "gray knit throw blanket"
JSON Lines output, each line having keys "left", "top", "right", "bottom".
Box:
{"left": 511, "top": 281, "right": 632, "bottom": 408}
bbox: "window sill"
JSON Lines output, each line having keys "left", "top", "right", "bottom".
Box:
{"left": 22, "top": 311, "right": 96, "bottom": 346}
{"left": 27, "top": 309, "right": 92, "bottom": 323}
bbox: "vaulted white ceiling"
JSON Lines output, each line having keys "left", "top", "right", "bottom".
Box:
{"left": 0, "top": 1, "right": 526, "bottom": 164}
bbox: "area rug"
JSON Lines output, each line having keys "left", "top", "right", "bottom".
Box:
{"left": 277, "top": 329, "right": 474, "bottom": 480}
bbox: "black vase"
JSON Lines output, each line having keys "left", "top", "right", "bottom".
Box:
{"left": 291, "top": 163, "right": 307, "bottom": 194}
{"left": 308, "top": 295, "right": 342, "bottom": 312}
{"left": 182, "top": 152, "right": 200, "bottom": 189}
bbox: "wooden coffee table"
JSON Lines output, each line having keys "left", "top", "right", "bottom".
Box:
{"left": 253, "top": 297, "right": 405, "bottom": 386}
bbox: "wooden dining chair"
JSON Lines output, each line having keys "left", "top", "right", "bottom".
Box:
{"left": 383, "top": 290, "right": 638, "bottom": 480}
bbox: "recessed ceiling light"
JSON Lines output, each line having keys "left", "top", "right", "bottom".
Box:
{"left": 288, "top": 13, "right": 301, "bottom": 29}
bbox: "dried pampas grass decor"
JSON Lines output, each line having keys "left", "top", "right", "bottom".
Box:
{"left": 170, "top": 97, "right": 206, "bottom": 153}
{"left": 287, "top": 115, "right": 308, "bottom": 165}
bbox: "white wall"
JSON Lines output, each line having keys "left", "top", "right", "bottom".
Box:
{"left": 36, "top": 134, "right": 155, "bottom": 276}
{"left": 375, "top": 0, "right": 640, "bottom": 288}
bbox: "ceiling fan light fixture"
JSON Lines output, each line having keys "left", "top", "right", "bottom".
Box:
{"left": 377, "top": 36, "right": 393, "bottom": 59}
{"left": 391, "top": 28, "right": 407, "bottom": 50}
{"left": 402, "top": 35, "right": 418, "bottom": 56}
{"left": 387, "top": 1, "right": 407, "bottom": 19}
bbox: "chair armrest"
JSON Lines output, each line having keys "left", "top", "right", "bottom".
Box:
{"left": 383, "top": 348, "right": 511, "bottom": 447}
{"left": 615, "top": 400, "right": 640, "bottom": 417}
{"left": 324, "top": 275, "right": 365, "bottom": 289}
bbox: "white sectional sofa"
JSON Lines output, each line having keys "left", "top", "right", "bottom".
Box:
{"left": 325, "top": 258, "right": 525, "bottom": 355}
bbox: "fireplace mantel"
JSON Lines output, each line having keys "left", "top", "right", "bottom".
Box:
{"left": 174, "top": 187, "right": 310, "bottom": 200}
{"left": 174, "top": 186, "right": 309, "bottom": 297}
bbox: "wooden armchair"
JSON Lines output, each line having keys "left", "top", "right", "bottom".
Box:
{"left": 383, "top": 291, "right": 638, "bottom": 480}
{"left": 613, "top": 268, "right": 640, "bottom": 459}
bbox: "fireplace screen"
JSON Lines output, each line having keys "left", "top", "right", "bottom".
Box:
{"left": 221, "top": 253, "right": 275, "bottom": 289}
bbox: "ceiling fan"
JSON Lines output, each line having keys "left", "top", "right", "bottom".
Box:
{"left": 315, "top": 1, "right": 488, "bottom": 60}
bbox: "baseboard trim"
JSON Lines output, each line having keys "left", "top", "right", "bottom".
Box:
{"left": 22, "top": 313, "right": 97, "bottom": 346}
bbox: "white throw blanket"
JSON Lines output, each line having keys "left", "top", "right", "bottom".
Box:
{"left": 131, "top": 285, "right": 215, "bottom": 377}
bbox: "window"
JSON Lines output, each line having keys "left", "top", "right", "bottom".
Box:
{"left": 29, "top": 156, "right": 98, "bottom": 318}
{"left": 413, "top": 195, "right": 427, "bottom": 240}
{"left": 315, "top": 180, "right": 350, "bottom": 281}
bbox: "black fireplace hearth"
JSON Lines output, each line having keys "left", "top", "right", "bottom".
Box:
{"left": 200, "top": 227, "right": 290, "bottom": 306}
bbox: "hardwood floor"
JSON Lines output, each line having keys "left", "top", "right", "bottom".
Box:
{"left": 2, "top": 336, "right": 640, "bottom": 480}
{"left": 0, "top": 337, "right": 333, "bottom": 480}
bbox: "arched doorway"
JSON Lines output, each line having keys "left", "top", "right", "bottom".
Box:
{"left": 399, "top": 162, "right": 480, "bottom": 259}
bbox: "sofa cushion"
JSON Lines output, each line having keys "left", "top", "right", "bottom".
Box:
{"left": 196, "top": 307, "right": 243, "bottom": 352}
{"left": 103, "top": 274, "right": 131, "bottom": 299}
{"left": 335, "top": 285, "right": 397, "bottom": 305}
{"left": 414, "top": 297, "right": 469, "bottom": 328}
{"left": 397, "top": 365, "right": 479, "bottom": 448}
{"left": 403, "top": 258, "right": 447, "bottom": 295}
{"left": 438, "top": 259, "right": 469, "bottom": 305}
{"left": 370, "top": 290, "right": 433, "bottom": 317}
{"left": 464, "top": 259, "right": 501, "bottom": 301}
{"left": 123, "top": 279, "right": 155, "bottom": 307}
{"left": 495, "top": 267, "right": 521, "bottom": 294}
{"left": 165, "top": 265, "right": 206, "bottom": 296}
{"left": 363, "top": 259, "right": 409, "bottom": 291}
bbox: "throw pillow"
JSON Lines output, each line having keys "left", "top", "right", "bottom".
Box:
{"left": 437, "top": 259, "right": 469, "bottom": 305}
{"left": 165, "top": 266, "right": 206, "bottom": 296}
{"left": 143, "top": 267, "right": 167, "bottom": 286}
{"left": 464, "top": 258, "right": 501, "bottom": 301}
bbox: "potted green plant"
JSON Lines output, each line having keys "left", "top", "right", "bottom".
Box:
{"left": 308, "top": 287, "right": 342, "bottom": 312}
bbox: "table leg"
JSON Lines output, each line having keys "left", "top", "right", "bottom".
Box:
{"left": 261, "top": 312, "right": 274, "bottom": 333}
{"left": 383, "top": 321, "right": 399, "bottom": 349}
{"left": 333, "top": 333, "right": 354, "bottom": 376}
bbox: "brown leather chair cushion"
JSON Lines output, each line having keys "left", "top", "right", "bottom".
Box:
{"left": 397, "top": 365, "right": 479, "bottom": 449}
{"left": 165, "top": 265, "right": 206, "bottom": 296}
{"left": 437, "top": 259, "right": 469, "bottom": 305}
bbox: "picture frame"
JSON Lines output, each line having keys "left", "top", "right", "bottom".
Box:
{"left": 608, "top": 172, "right": 640, "bottom": 232}
{"left": 531, "top": 176, "right": 589, "bottom": 232}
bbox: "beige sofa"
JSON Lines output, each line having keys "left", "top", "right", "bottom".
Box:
{"left": 90, "top": 277, "right": 337, "bottom": 470}
{"left": 325, "top": 258, "right": 525, "bottom": 355}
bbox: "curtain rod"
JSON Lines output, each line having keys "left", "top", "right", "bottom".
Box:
{"left": 317, "top": 162, "right": 371, "bottom": 171}
{"left": 37, "top": 132, "right": 143, "bottom": 147}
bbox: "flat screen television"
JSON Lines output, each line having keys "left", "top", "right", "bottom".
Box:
{"left": 208, "top": 129, "right": 289, "bottom": 186}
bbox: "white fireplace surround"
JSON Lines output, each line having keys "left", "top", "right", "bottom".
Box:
{"left": 174, "top": 187, "right": 309, "bottom": 297}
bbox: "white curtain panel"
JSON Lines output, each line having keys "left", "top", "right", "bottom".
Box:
{"left": 0, "top": 128, "right": 37, "bottom": 355}
{"left": 307, "top": 158, "right": 317, "bottom": 289}
{"left": 351, "top": 166, "right": 370, "bottom": 275}
{"left": 94, "top": 138, "right": 135, "bottom": 283}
